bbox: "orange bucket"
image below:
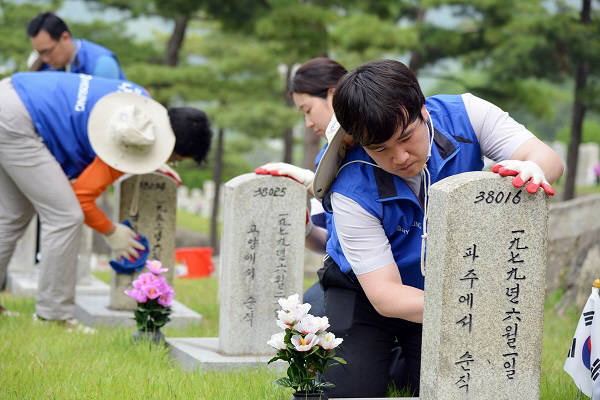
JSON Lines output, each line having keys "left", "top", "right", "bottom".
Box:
{"left": 175, "top": 247, "right": 214, "bottom": 278}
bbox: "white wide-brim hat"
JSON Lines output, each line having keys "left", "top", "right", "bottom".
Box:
{"left": 313, "top": 115, "right": 348, "bottom": 200}
{"left": 88, "top": 92, "right": 175, "bottom": 174}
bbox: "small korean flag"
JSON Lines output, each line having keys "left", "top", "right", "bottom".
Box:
{"left": 564, "top": 286, "right": 600, "bottom": 399}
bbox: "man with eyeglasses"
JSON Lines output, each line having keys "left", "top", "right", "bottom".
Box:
{"left": 26, "top": 11, "right": 126, "bottom": 79}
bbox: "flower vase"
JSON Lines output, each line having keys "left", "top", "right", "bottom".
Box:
{"left": 291, "top": 391, "right": 327, "bottom": 400}
{"left": 132, "top": 328, "right": 165, "bottom": 345}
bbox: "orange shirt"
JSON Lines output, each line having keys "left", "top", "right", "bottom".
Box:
{"left": 72, "top": 157, "right": 124, "bottom": 234}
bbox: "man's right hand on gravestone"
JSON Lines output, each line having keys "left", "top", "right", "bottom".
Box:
{"left": 254, "top": 162, "right": 315, "bottom": 192}
{"left": 104, "top": 223, "right": 146, "bottom": 260}
{"left": 491, "top": 160, "right": 555, "bottom": 196}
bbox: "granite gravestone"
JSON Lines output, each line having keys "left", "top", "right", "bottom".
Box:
{"left": 576, "top": 143, "right": 599, "bottom": 187}
{"left": 109, "top": 173, "right": 177, "bottom": 310}
{"left": 421, "top": 171, "right": 549, "bottom": 400}
{"left": 218, "top": 174, "right": 305, "bottom": 355}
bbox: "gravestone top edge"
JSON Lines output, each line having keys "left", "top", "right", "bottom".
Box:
{"left": 115, "top": 172, "right": 179, "bottom": 187}
{"left": 430, "top": 171, "right": 500, "bottom": 194}
{"left": 225, "top": 173, "right": 305, "bottom": 189}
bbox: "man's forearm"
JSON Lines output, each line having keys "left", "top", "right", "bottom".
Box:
{"left": 356, "top": 264, "right": 424, "bottom": 323}
{"left": 511, "top": 137, "right": 564, "bottom": 183}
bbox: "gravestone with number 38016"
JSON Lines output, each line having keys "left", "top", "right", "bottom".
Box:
{"left": 421, "top": 171, "right": 549, "bottom": 400}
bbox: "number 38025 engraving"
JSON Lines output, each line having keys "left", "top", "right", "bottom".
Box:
{"left": 253, "top": 187, "right": 287, "bottom": 197}
{"left": 473, "top": 189, "right": 522, "bottom": 205}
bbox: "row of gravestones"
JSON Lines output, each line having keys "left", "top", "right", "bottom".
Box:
{"left": 167, "top": 171, "right": 550, "bottom": 400}
{"left": 177, "top": 181, "right": 222, "bottom": 219}
{"left": 549, "top": 141, "right": 599, "bottom": 186}
{"left": 6, "top": 171, "right": 551, "bottom": 399}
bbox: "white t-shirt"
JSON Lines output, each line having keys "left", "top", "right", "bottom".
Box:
{"left": 332, "top": 93, "right": 535, "bottom": 275}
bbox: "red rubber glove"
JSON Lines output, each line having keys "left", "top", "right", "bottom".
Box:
{"left": 491, "top": 160, "right": 554, "bottom": 196}
{"left": 155, "top": 163, "right": 182, "bottom": 186}
{"left": 254, "top": 162, "right": 315, "bottom": 189}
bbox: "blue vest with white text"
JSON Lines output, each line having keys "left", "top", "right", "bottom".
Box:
{"left": 40, "top": 38, "right": 126, "bottom": 79}
{"left": 325, "top": 95, "right": 484, "bottom": 290}
{"left": 11, "top": 71, "right": 146, "bottom": 178}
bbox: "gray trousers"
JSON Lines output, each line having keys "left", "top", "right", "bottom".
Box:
{"left": 0, "top": 78, "right": 83, "bottom": 320}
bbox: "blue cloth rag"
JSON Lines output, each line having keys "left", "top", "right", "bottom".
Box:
{"left": 108, "top": 220, "right": 149, "bottom": 274}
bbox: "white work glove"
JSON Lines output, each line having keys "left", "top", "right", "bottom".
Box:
{"left": 155, "top": 163, "right": 182, "bottom": 186}
{"left": 492, "top": 160, "right": 554, "bottom": 196}
{"left": 254, "top": 162, "right": 315, "bottom": 189}
{"left": 104, "top": 223, "right": 146, "bottom": 260}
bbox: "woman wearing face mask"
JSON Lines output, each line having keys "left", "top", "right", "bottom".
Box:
{"left": 255, "top": 57, "right": 347, "bottom": 310}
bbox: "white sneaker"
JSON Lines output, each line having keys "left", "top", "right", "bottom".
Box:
{"left": 0, "top": 304, "right": 19, "bottom": 317}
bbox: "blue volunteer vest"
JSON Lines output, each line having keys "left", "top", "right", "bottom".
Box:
{"left": 325, "top": 95, "right": 484, "bottom": 289}
{"left": 11, "top": 71, "right": 146, "bottom": 179}
{"left": 40, "top": 38, "right": 126, "bottom": 79}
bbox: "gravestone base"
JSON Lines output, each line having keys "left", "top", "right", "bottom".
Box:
{"left": 7, "top": 271, "right": 109, "bottom": 296}
{"left": 166, "top": 338, "right": 415, "bottom": 400}
{"left": 167, "top": 337, "right": 285, "bottom": 371}
{"left": 75, "top": 294, "right": 202, "bottom": 328}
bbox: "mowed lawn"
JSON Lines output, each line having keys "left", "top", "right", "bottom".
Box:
{"left": 0, "top": 273, "right": 585, "bottom": 399}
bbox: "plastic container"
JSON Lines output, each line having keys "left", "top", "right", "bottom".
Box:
{"left": 174, "top": 247, "right": 214, "bottom": 278}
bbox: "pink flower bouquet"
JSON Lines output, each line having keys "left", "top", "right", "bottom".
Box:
{"left": 125, "top": 260, "right": 174, "bottom": 332}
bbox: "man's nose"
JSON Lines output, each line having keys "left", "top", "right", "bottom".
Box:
{"left": 392, "top": 146, "right": 409, "bottom": 165}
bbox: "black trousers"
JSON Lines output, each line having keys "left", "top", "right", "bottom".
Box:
{"left": 318, "top": 256, "right": 422, "bottom": 398}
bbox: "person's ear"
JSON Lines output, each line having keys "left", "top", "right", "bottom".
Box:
{"left": 327, "top": 87, "right": 336, "bottom": 106}
{"left": 61, "top": 31, "right": 72, "bottom": 42}
{"left": 420, "top": 105, "right": 428, "bottom": 121}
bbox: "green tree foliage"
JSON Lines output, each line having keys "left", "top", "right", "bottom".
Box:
{"left": 444, "top": 0, "right": 599, "bottom": 199}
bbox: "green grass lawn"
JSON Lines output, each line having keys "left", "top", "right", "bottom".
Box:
{"left": 0, "top": 275, "right": 586, "bottom": 399}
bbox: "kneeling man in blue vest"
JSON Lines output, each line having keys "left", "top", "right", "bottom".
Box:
{"left": 0, "top": 72, "right": 212, "bottom": 329}
{"left": 256, "top": 59, "right": 564, "bottom": 398}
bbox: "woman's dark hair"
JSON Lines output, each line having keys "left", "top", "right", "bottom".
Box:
{"left": 27, "top": 12, "right": 70, "bottom": 40}
{"left": 333, "top": 59, "right": 425, "bottom": 146}
{"left": 290, "top": 57, "right": 347, "bottom": 99}
{"left": 168, "top": 107, "right": 213, "bottom": 164}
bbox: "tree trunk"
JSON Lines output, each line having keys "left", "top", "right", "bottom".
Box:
{"left": 283, "top": 63, "right": 294, "bottom": 163}
{"left": 164, "top": 15, "right": 189, "bottom": 66}
{"left": 563, "top": 0, "right": 591, "bottom": 201}
{"left": 210, "top": 127, "right": 224, "bottom": 254}
{"left": 408, "top": 7, "right": 427, "bottom": 74}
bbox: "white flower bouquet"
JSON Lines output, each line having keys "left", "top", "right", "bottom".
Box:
{"left": 267, "top": 294, "right": 346, "bottom": 398}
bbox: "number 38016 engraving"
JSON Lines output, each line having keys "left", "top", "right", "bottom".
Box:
{"left": 473, "top": 189, "right": 521, "bottom": 205}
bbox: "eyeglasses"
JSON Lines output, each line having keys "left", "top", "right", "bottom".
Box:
{"left": 36, "top": 40, "right": 60, "bottom": 58}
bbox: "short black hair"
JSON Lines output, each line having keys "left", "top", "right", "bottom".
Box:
{"left": 26, "top": 12, "right": 70, "bottom": 40}
{"left": 168, "top": 107, "right": 212, "bottom": 164}
{"left": 290, "top": 57, "right": 347, "bottom": 99}
{"left": 332, "top": 59, "right": 425, "bottom": 146}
